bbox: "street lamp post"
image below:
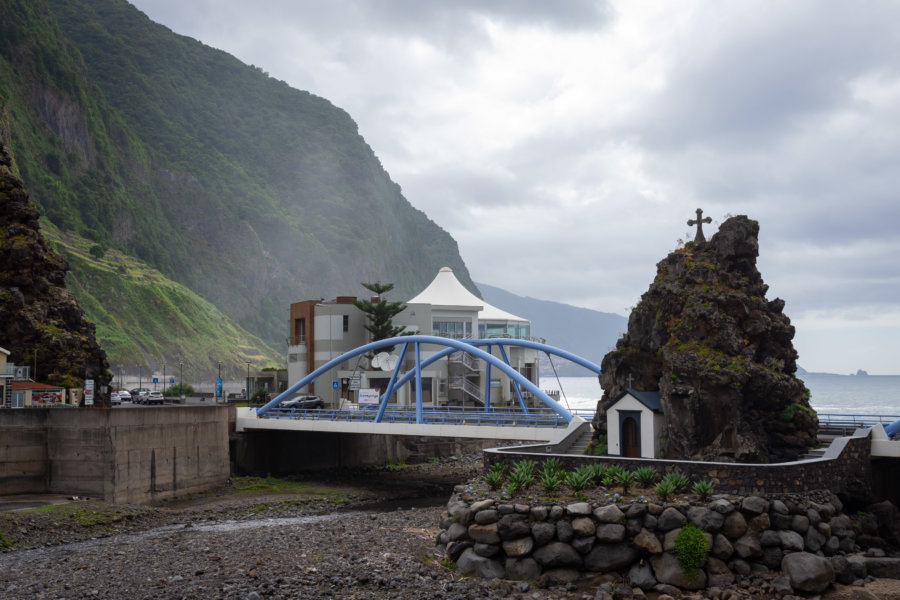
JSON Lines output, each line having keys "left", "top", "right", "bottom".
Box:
{"left": 139, "top": 366, "right": 142, "bottom": 392}
{"left": 179, "top": 361, "right": 183, "bottom": 391}
{"left": 162, "top": 362, "right": 166, "bottom": 393}
{"left": 246, "top": 361, "right": 251, "bottom": 403}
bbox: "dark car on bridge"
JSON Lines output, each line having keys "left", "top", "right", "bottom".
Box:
{"left": 281, "top": 394, "right": 324, "bottom": 409}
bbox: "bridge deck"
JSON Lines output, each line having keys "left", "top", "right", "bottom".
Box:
{"left": 236, "top": 407, "right": 592, "bottom": 441}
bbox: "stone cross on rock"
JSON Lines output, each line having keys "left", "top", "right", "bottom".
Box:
{"left": 625, "top": 373, "right": 634, "bottom": 388}
{"left": 687, "top": 208, "right": 712, "bottom": 242}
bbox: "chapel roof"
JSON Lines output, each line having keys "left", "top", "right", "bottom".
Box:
{"left": 612, "top": 388, "right": 663, "bottom": 413}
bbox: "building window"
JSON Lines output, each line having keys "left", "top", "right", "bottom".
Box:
{"left": 12, "top": 390, "right": 24, "bottom": 409}
{"left": 288, "top": 353, "right": 299, "bottom": 363}
{"left": 433, "top": 321, "right": 466, "bottom": 338}
{"left": 296, "top": 319, "right": 306, "bottom": 342}
{"left": 343, "top": 315, "right": 349, "bottom": 332}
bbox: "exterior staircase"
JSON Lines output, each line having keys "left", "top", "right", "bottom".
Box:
{"left": 562, "top": 427, "right": 595, "bottom": 455}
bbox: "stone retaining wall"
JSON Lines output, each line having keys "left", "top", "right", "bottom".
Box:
{"left": 437, "top": 490, "right": 867, "bottom": 593}
{"left": 484, "top": 428, "right": 873, "bottom": 499}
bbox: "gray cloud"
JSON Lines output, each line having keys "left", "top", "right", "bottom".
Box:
{"left": 129, "top": 0, "right": 900, "bottom": 373}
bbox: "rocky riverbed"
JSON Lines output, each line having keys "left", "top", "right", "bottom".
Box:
{"left": 2, "top": 455, "right": 899, "bottom": 600}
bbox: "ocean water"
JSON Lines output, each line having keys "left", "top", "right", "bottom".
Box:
{"left": 541, "top": 374, "right": 900, "bottom": 418}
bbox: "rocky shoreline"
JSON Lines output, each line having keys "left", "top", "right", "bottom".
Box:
{"left": 2, "top": 454, "right": 900, "bottom": 600}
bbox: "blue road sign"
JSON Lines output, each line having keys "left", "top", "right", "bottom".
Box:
{"left": 152, "top": 377, "right": 158, "bottom": 384}
{"left": 332, "top": 380, "right": 339, "bottom": 390}
{"left": 216, "top": 378, "right": 222, "bottom": 397}
{"left": 169, "top": 377, "right": 175, "bottom": 384}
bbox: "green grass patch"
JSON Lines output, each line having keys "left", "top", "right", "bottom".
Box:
{"left": 231, "top": 475, "right": 351, "bottom": 497}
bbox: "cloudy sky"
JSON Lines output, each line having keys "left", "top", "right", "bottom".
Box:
{"left": 130, "top": 0, "right": 900, "bottom": 375}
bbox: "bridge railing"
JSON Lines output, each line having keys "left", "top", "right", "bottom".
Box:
{"left": 261, "top": 405, "right": 590, "bottom": 428}
{"left": 817, "top": 413, "right": 900, "bottom": 436}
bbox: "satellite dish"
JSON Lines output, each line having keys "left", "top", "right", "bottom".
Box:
{"left": 358, "top": 356, "right": 370, "bottom": 369}
{"left": 385, "top": 354, "right": 399, "bottom": 370}
{"left": 372, "top": 352, "right": 390, "bottom": 370}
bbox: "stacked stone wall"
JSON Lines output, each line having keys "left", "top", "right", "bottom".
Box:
{"left": 438, "top": 490, "right": 867, "bottom": 593}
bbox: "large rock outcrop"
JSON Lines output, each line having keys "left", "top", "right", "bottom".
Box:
{"left": 0, "top": 133, "right": 109, "bottom": 393}
{"left": 594, "top": 215, "right": 817, "bottom": 462}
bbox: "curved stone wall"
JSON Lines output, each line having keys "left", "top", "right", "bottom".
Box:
{"left": 437, "top": 489, "right": 866, "bottom": 593}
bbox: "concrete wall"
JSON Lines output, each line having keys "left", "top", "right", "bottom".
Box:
{"left": 1, "top": 407, "right": 230, "bottom": 503}
{"left": 232, "top": 429, "right": 511, "bottom": 475}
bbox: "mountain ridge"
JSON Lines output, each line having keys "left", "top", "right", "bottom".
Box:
{"left": 0, "top": 0, "right": 477, "bottom": 373}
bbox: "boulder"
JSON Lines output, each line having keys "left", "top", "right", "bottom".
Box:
{"left": 781, "top": 552, "right": 835, "bottom": 593}
{"left": 456, "top": 548, "right": 504, "bottom": 579}
{"left": 722, "top": 512, "right": 748, "bottom": 539}
{"left": 584, "top": 542, "right": 639, "bottom": 572}
{"left": 595, "top": 523, "right": 626, "bottom": 543}
{"left": 468, "top": 523, "right": 500, "bottom": 544}
{"left": 498, "top": 514, "right": 531, "bottom": 540}
{"left": 473, "top": 543, "right": 500, "bottom": 557}
{"left": 628, "top": 561, "right": 657, "bottom": 591}
{"left": 688, "top": 506, "right": 725, "bottom": 533}
{"left": 502, "top": 536, "right": 534, "bottom": 557}
{"left": 594, "top": 504, "right": 626, "bottom": 523}
{"left": 567, "top": 502, "right": 592, "bottom": 516}
{"left": 571, "top": 516, "right": 596, "bottom": 537}
{"left": 531, "top": 522, "right": 556, "bottom": 546}
{"left": 657, "top": 507, "right": 687, "bottom": 532}
{"left": 533, "top": 542, "right": 582, "bottom": 569}
{"left": 650, "top": 552, "right": 708, "bottom": 590}
{"left": 505, "top": 557, "right": 541, "bottom": 581}
{"left": 633, "top": 528, "right": 663, "bottom": 554}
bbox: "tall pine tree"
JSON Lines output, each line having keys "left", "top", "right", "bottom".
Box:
{"left": 353, "top": 282, "right": 407, "bottom": 352}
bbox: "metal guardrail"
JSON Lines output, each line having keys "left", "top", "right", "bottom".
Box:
{"left": 261, "top": 406, "right": 582, "bottom": 428}
{"left": 817, "top": 413, "right": 900, "bottom": 436}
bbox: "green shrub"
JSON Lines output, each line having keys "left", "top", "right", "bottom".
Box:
{"left": 511, "top": 460, "right": 536, "bottom": 485}
{"left": 540, "top": 469, "right": 563, "bottom": 492}
{"left": 654, "top": 479, "right": 677, "bottom": 502}
{"left": 674, "top": 524, "right": 709, "bottom": 582}
{"left": 566, "top": 466, "right": 594, "bottom": 491}
{"left": 486, "top": 463, "right": 507, "bottom": 490}
{"left": 586, "top": 463, "right": 609, "bottom": 484}
{"left": 634, "top": 466, "right": 660, "bottom": 487}
{"left": 660, "top": 471, "right": 691, "bottom": 492}
{"left": 606, "top": 464, "right": 628, "bottom": 482}
{"left": 617, "top": 470, "right": 636, "bottom": 495}
{"left": 540, "top": 458, "right": 564, "bottom": 478}
{"left": 692, "top": 480, "right": 715, "bottom": 501}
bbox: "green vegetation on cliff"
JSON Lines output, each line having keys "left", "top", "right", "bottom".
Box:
{"left": 0, "top": 0, "right": 476, "bottom": 372}
{"left": 43, "top": 221, "right": 282, "bottom": 378}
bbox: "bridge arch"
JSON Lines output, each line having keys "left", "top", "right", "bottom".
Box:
{"left": 257, "top": 335, "right": 601, "bottom": 424}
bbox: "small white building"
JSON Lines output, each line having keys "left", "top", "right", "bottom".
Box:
{"left": 606, "top": 389, "right": 665, "bottom": 458}
{"left": 286, "top": 268, "right": 541, "bottom": 409}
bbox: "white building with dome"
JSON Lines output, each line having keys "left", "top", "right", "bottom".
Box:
{"left": 286, "top": 268, "right": 542, "bottom": 409}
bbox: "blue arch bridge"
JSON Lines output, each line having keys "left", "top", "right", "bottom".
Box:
{"left": 236, "top": 335, "right": 601, "bottom": 445}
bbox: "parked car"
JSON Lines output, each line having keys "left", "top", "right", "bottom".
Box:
{"left": 117, "top": 390, "right": 132, "bottom": 402}
{"left": 146, "top": 391, "right": 164, "bottom": 405}
{"left": 130, "top": 388, "right": 150, "bottom": 403}
{"left": 110, "top": 392, "right": 121, "bottom": 405}
{"left": 281, "top": 394, "right": 324, "bottom": 409}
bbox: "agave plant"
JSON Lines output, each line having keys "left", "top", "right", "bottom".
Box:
{"left": 566, "top": 465, "right": 594, "bottom": 491}
{"left": 634, "top": 466, "right": 660, "bottom": 488}
{"left": 692, "top": 480, "right": 715, "bottom": 501}
{"left": 540, "top": 469, "right": 563, "bottom": 492}
{"left": 617, "top": 470, "right": 637, "bottom": 496}
{"left": 655, "top": 478, "right": 677, "bottom": 502}
{"left": 661, "top": 471, "right": 691, "bottom": 492}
